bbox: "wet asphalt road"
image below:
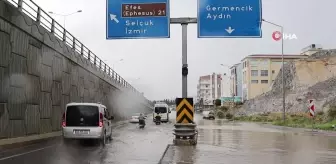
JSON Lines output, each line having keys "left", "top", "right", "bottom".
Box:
{"left": 1, "top": 111, "right": 336, "bottom": 164}
{"left": 0, "top": 114, "right": 174, "bottom": 164}
{"left": 161, "top": 113, "right": 336, "bottom": 164}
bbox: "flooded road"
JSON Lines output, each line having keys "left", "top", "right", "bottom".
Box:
{"left": 1, "top": 112, "right": 336, "bottom": 164}
{"left": 0, "top": 114, "right": 174, "bottom": 164}
{"left": 161, "top": 113, "right": 336, "bottom": 164}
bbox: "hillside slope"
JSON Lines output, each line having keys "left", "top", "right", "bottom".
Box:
{"left": 242, "top": 50, "right": 336, "bottom": 114}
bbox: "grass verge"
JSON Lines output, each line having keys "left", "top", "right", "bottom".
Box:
{"left": 234, "top": 112, "right": 336, "bottom": 131}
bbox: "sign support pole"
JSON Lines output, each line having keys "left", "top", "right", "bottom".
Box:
{"left": 170, "top": 18, "right": 197, "bottom": 98}
{"left": 171, "top": 18, "right": 198, "bottom": 145}
{"left": 312, "top": 116, "right": 315, "bottom": 131}
{"left": 182, "top": 23, "right": 188, "bottom": 98}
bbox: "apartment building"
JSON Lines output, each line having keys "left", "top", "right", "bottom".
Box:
{"left": 300, "top": 44, "right": 323, "bottom": 56}
{"left": 229, "top": 63, "right": 243, "bottom": 98}
{"left": 197, "top": 73, "right": 223, "bottom": 105}
{"left": 240, "top": 54, "right": 308, "bottom": 100}
{"left": 221, "top": 73, "right": 230, "bottom": 97}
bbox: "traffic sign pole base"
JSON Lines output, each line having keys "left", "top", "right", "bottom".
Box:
{"left": 173, "top": 123, "right": 198, "bottom": 145}
{"left": 173, "top": 138, "right": 197, "bottom": 146}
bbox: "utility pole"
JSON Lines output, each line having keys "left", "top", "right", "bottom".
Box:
{"left": 262, "top": 19, "right": 285, "bottom": 123}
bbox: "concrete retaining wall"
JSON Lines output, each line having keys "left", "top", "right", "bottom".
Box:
{"left": 0, "top": 1, "right": 152, "bottom": 139}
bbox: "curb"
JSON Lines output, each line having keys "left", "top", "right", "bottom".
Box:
{"left": 0, "top": 131, "right": 62, "bottom": 147}
{"left": 111, "top": 120, "right": 129, "bottom": 128}
{"left": 260, "top": 123, "right": 336, "bottom": 135}
{"left": 0, "top": 134, "right": 61, "bottom": 152}
{"left": 158, "top": 144, "right": 172, "bottom": 164}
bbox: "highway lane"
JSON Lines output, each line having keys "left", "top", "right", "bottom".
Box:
{"left": 2, "top": 111, "right": 336, "bottom": 164}
{"left": 0, "top": 114, "right": 175, "bottom": 164}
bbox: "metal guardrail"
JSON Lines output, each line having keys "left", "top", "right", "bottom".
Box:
{"left": 173, "top": 123, "right": 198, "bottom": 145}
{"left": 4, "top": 0, "right": 152, "bottom": 105}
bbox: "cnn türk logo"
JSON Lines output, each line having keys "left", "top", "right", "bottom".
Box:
{"left": 272, "top": 31, "right": 298, "bottom": 41}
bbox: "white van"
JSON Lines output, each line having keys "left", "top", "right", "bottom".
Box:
{"left": 62, "top": 102, "right": 114, "bottom": 145}
{"left": 153, "top": 103, "right": 170, "bottom": 122}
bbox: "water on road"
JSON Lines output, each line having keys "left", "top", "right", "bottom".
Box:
{"left": 1, "top": 112, "right": 336, "bottom": 164}
{"left": 161, "top": 113, "right": 336, "bottom": 164}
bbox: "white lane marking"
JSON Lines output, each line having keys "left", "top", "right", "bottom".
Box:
{"left": 0, "top": 144, "right": 57, "bottom": 161}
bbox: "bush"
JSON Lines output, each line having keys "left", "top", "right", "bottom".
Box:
{"left": 260, "top": 112, "right": 270, "bottom": 116}
{"left": 327, "top": 106, "right": 336, "bottom": 119}
{"left": 251, "top": 116, "right": 262, "bottom": 122}
{"left": 317, "top": 111, "right": 324, "bottom": 116}
{"left": 219, "top": 106, "right": 229, "bottom": 112}
{"left": 290, "top": 113, "right": 297, "bottom": 117}
{"left": 215, "top": 99, "right": 222, "bottom": 106}
{"left": 235, "top": 102, "right": 243, "bottom": 105}
{"left": 225, "top": 113, "right": 233, "bottom": 119}
{"left": 217, "top": 111, "right": 225, "bottom": 118}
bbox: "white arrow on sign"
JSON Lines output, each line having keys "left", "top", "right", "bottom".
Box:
{"left": 110, "top": 14, "right": 119, "bottom": 23}
{"left": 225, "top": 27, "right": 235, "bottom": 34}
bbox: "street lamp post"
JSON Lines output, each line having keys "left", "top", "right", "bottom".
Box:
{"left": 220, "top": 64, "right": 231, "bottom": 98}
{"left": 262, "top": 19, "right": 285, "bottom": 123}
{"left": 48, "top": 10, "right": 82, "bottom": 28}
{"left": 220, "top": 64, "right": 230, "bottom": 74}
{"left": 127, "top": 77, "right": 141, "bottom": 83}
{"left": 128, "top": 77, "right": 141, "bottom": 92}
{"left": 112, "top": 59, "right": 124, "bottom": 71}
{"left": 221, "top": 64, "right": 236, "bottom": 97}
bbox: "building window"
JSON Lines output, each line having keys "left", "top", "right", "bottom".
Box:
{"left": 272, "top": 70, "right": 275, "bottom": 74}
{"left": 218, "top": 84, "right": 220, "bottom": 88}
{"left": 206, "top": 90, "right": 208, "bottom": 93}
{"left": 206, "top": 85, "right": 208, "bottom": 88}
{"left": 251, "top": 80, "right": 258, "bottom": 84}
{"left": 251, "top": 70, "right": 258, "bottom": 76}
{"left": 260, "top": 70, "right": 268, "bottom": 76}
{"left": 261, "top": 80, "right": 268, "bottom": 84}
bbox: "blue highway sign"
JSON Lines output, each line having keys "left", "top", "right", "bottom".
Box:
{"left": 106, "top": 0, "right": 170, "bottom": 39}
{"left": 197, "top": 0, "right": 262, "bottom": 38}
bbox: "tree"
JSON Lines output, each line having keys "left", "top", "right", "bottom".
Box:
{"left": 215, "top": 99, "right": 221, "bottom": 106}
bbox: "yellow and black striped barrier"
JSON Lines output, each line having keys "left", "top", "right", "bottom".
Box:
{"left": 175, "top": 98, "right": 194, "bottom": 123}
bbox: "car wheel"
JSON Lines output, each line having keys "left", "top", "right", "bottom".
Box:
{"left": 108, "top": 131, "right": 113, "bottom": 141}
{"left": 101, "top": 133, "right": 106, "bottom": 146}
{"left": 63, "top": 138, "right": 70, "bottom": 145}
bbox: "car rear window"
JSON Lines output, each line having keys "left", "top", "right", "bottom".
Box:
{"left": 155, "top": 107, "right": 167, "bottom": 113}
{"left": 66, "top": 105, "right": 99, "bottom": 127}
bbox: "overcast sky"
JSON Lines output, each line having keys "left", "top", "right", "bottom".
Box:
{"left": 31, "top": 0, "right": 336, "bottom": 100}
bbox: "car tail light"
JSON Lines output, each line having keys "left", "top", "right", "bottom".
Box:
{"left": 99, "top": 113, "right": 103, "bottom": 127}
{"left": 62, "top": 112, "right": 66, "bottom": 127}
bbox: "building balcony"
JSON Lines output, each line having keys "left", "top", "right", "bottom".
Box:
{"left": 199, "top": 81, "right": 211, "bottom": 85}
